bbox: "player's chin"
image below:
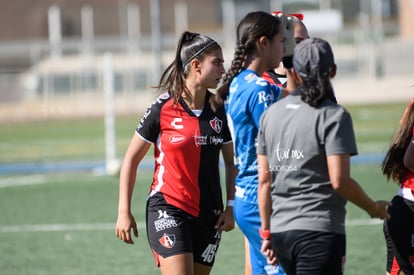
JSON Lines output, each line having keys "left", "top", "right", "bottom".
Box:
{"left": 208, "top": 79, "right": 221, "bottom": 89}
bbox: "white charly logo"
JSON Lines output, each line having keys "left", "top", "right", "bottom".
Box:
{"left": 171, "top": 118, "right": 184, "bottom": 129}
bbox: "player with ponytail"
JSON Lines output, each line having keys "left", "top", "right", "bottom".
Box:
{"left": 212, "top": 11, "right": 292, "bottom": 275}
{"left": 116, "top": 31, "right": 237, "bottom": 275}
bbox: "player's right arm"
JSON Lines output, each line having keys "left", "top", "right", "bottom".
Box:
{"left": 116, "top": 134, "right": 151, "bottom": 244}
{"left": 116, "top": 94, "right": 164, "bottom": 244}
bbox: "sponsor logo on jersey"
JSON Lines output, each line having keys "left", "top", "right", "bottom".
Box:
{"left": 209, "top": 117, "right": 223, "bottom": 133}
{"left": 157, "top": 210, "right": 170, "bottom": 219}
{"left": 209, "top": 136, "right": 223, "bottom": 145}
{"left": 265, "top": 264, "right": 284, "bottom": 275}
{"left": 193, "top": 135, "right": 223, "bottom": 146}
{"left": 138, "top": 108, "right": 152, "bottom": 130}
{"left": 245, "top": 72, "right": 257, "bottom": 83}
{"left": 286, "top": 103, "right": 300, "bottom": 109}
{"left": 171, "top": 118, "right": 184, "bottom": 129}
{"left": 159, "top": 233, "right": 176, "bottom": 249}
{"left": 154, "top": 210, "right": 178, "bottom": 232}
{"left": 274, "top": 142, "right": 304, "bottom": 161}
{"left": 194, "top": 135, "right": 208, "bottom": 146}
{"left": 169, "top": 135, "right": 186, "bottom": 144}
{"left": 257, "top": 90, "right": 275, "bottom": 107}
{"left": 256, "top": 77, "right": 269, "bottom": 87}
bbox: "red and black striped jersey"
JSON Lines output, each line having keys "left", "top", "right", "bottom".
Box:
{"left": 136, "top": 91, "right": 232, "bottom": 217}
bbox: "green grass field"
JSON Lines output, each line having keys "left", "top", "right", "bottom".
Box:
{"left": 0, "top": 101, "right": 408, "bottom": 275}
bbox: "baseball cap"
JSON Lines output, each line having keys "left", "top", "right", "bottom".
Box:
{"left": 293, "top": 37, "right": 335, "bottom": 77}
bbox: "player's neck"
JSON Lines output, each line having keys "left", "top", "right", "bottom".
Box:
{"left": 181, "top": 89, "right": 206, "bottom": 110}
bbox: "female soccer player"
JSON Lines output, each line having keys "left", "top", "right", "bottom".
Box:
{"left": 212, "top": 11, "right": 290, "bottom": 275}
{"left": 382, "top": 97, "right": 414, "bottom": 275}
{"left": 115, "top": 31, "right": 237, "bottom": 275}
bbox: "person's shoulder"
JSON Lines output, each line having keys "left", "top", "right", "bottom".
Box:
{"left": 146, "top": 92, "right": 172, "bottom": 110}
{"left": 328, "top": 101, "right": 349, "bottom": 114}
{"left": 238, "top": 70, "right": 270, "bottom": 88}
{"left": 319, "top": 100, "right": 352, "bottom": 121}
{"left": 154, "top": 92, "right": 172, "bottom": 104}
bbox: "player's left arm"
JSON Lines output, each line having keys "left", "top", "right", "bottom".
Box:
{"left": 215, "top": 142, "right": 237, "bottom": 232}
{"left": 257, "top": 153, "right": 278, "bottom": 265}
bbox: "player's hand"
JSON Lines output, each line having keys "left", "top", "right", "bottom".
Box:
{"left": 274, "top": 12, "right": 295, "bottom": 68}
{"left": 115, "top": 212, "right": 139, "bottom": 244}
{"left": 261, "top": 239, "right": 278, "bottom": 265}
{"left": 215, "top": 207, "right": 235, "bottom": 232}
{"left": 368, "top": 200, "right": 391, "bottom": 220}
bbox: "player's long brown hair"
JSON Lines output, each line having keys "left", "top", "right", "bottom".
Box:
{"left": 299, "top": 68, "right": 337, "bottom": 107}
{"left": 381, "top": 99, "right": 414, "bottom": 184}
{"left": 211, "top": 11, "right": 282, "bottom": 111}
{"left": 154, "top": 31, "right": 220, "bottom": 104}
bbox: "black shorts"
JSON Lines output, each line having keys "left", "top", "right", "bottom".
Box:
{"left": 271, "top": 230, "right": 346, "bottom": 275}
{"left": 385, "top": 195, "right": 414, "bottom": 274}
{"left": 146, "top": 192, "right": 222, "bottom": 267}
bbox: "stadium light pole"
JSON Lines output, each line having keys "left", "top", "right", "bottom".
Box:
{"left": 81, "top": 5, "right": 94, "bottom": 56}
{"left": 222, "top": 0, "right": 236, "bottom": 53}
{"left": 150, "top": 0, "right": 163, "bottom": 85}
{"left": 48, "top": 5, "right": 62, "bottom": 59}
{"left": 127, "top": 3, "right": 140, "bottom": 55}
{"left": 175, "top": 1, "right": 188, "bottom": 38}
{"left": 103, "top": 53, "right": 120, "bottom": 175}
{"left": 371, "top": 0, "right": 383, "bottom": 78}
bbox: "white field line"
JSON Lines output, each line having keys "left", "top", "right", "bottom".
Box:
{"left": 345, "top": 218, "right": 383, "bottom": 226}
{"left": 0, "top": 175, "right": 47, "bottom": 188}
{"left": 0, "top": 220, "right": 382, "bottom": 233}
{"left": 0, "top": 222, "right": 146, "bottom": 233}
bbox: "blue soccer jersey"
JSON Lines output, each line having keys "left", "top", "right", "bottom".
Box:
{"left": 225, "top": 69, "right": 282, "bottom": 204}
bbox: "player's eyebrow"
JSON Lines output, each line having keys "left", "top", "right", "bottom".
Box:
{"left": 214, "top": 57, "right": 224, "bottom": 63}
